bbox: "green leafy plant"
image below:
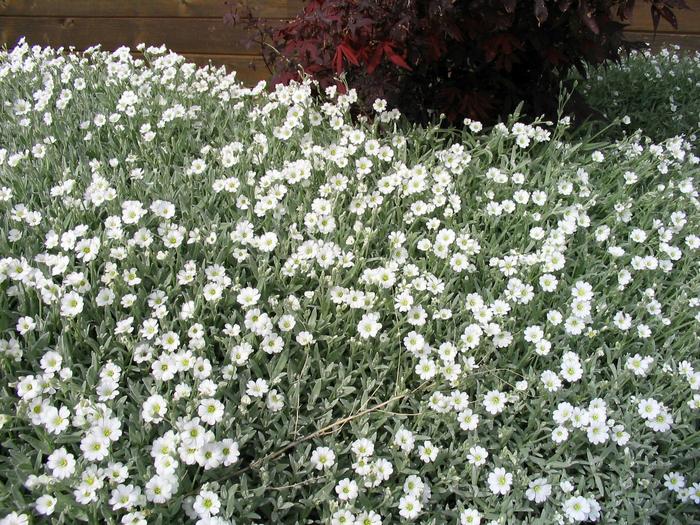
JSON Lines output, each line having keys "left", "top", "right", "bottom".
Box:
{"left": 580, "top": 47, "right": 700, "bottom": 141}
{"left": 0, "top": 40, "right": 699, "bottom": 525}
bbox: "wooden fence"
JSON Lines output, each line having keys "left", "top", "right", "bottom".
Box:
{"left": 0, "top": 0, "right": 698, "bottom": 85}
{"left": 0, "top": 0, "right": 305, "bottom": 84}
{"left": 623, "top": 1, "right": 700, "bottom": 50}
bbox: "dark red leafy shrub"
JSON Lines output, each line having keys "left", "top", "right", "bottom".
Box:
{"left": 227, "top": 0, "right": 687, "bottom": 125}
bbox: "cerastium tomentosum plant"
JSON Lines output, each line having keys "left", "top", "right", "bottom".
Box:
{"left": 0, "top": 39, "right": 698, "bottom": 524}
{"left": 580, "top": 46, "right": 700, "bottom": 142}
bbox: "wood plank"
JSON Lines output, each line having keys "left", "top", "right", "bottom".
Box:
{"left": 0, "top": 0, "right": 307, "bottom": 19}
{"left": 624, "top": 31, "right": 700, "bottom": 51}
{"left": 0, "top": 16, "right": 291, "bottom": 55}
{"left": 620, "top": 0, "right": 700, "bottom": 33}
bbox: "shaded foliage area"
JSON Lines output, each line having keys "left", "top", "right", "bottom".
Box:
{"left": 227, "top": 0, "right": 687, "bottom": 125}
{"left": 579, "top": 48, "right": 700, "bottom": 141}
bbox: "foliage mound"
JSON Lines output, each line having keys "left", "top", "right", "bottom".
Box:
{"left": 0, "top": 41, "right": 699, "bottom": 525}
{"left": 580, "top": 46, "right": 700, "bottom": 141}
{"left": 231, "top": 0, "right": 686, "bottom": 124}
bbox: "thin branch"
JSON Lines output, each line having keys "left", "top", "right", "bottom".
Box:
{"left": 191, "top": 381, "right": 432, "bottom": 494}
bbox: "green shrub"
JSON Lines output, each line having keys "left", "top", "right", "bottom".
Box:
{"left": 580, "top": 47, "right": 700, "bottom": 141}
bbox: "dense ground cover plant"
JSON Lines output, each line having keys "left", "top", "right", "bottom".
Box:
{"left": 0, "top": 40, "right": 699, "bottom": 524}
{"left": 230, "top": 0, "right": 686, "bottom": 124}
{"left": 580, "top": 46, "right": 700, "bottom": 141}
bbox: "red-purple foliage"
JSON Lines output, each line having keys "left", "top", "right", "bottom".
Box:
{"left": 227, "top": 0, "right": 687, "bottom": 124}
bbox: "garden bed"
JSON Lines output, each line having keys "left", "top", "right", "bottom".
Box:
{"left": 0, "top": 41, "right": 698, "bottom": 524}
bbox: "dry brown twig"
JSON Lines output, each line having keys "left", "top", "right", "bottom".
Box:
{"left": 191, "top": 380, "right": 432, "bottom": 494}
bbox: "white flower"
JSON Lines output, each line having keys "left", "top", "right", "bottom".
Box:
{"left": 266, "top": 389, "right": 285, "bottom": 412}
{"left": 193, "top": 489, "right": 220, "bottom": 518}
{"left": 487, "top": 467, "right": 513, "bottom": 495}
{"left": 296, "top": 330, "right": 314, "bottom": 345}
{"left": 482, "top": 390, "right": 507, "bottom": 415}
{"left": 539, "top": 273, "right": 558, "bottom": 292}
{"left": 467, "top": 446, "right": 488, "bottom": 466}
{"left": 524, "top": 325, "right": 544, "bottom": 343}
{"left": 373, "top": 98, "right": 387, "bottom": 113}
{"left": 613, "top": 311, "right": 632, "bottom": 331}
{"left": 461, "top": 324, "right": 482, "bottom": 349}
{"left": 418, "top": 441, "right": 439, "bottom": 463}
{"left": 415, "top": 358, "right": 437, "bottom": 380}
{"left": 637, "top": 398, "right": 660, "bottom": 420}
{"left": 60, "top": 294, "right": 84, "bottom": 319}
{"left": 587, "top": 423, "right": 609, "bottom": 445}
{"left": 525, "top": 477, "right": 552, "bottom": 503}
{"left": 646, "top": 409, "right": 673, "bottom": 432}
{"left": 460, "top": 508, "right": 481, "bottom": 525}
{"left": 541, "top": 370, "right": 562, "bottom": 392}
{"left": 257, "top": 232, "right": 279, "bottom": 252}
{"left": 96, "top": 287, "right": 115, "bottom": 306}
{"left": 351, "top": 438, "right": 374, "bottom": 457}
{"left": 611, "top": 424, "right": 630, "bottom": 446}
{"left": 42, "top": 405, "right": 70, "bottom": 434}
{"left": 39, "top": 351, "right": 62, "bottom": 373}
{"left": 142, "top": 394, "right": 168, "bottom": 423}
{"left": 335, "top": 478, "right": 358, "bottom": 501}
{"left": 0, "top": 42, "right": 696, "bottom": 524}
{"left": 355, "top": 510, "right": 382, "bottom": 525}
{"left": 35, "top": 494, "right": 57, "bottom": 515}
{"left": 246, "top": 378, "right": 269, "bottom": 398}
{"left": 80, "top": 432, "right": 110, "bottom": 461}
{"left": 46, "top": 447, "right": 76, "bottom": 479}
{"left": 664, "top": 472, "right": 686, "bottom": 492}
{"left": 560, "top": 357, "right": 583, "bottom": 383}
{"left": 357, "top": 312, "right": 382, "bottom": 339}
{"left": 398, "top": 494, "right": 422, "bottom": 519}
{"left": 188, "top": 158, "right": 207, "bottom": 175}
{"left": 16, "top": 316, "right": 36, "bottom": 335}
{"left": 0, "top": 512, "right": 29, "bottom": 525}
{"left": 197, "top": 398, "right": 225, "bottom": 425}
{"left": 552, "top": 426, "right": 569, "bottom": 443}
{"left": 144, "top": 474, "right": 175, "bottom": 504}
{"left": 562, "top": 496, "right": 592, "bottom": 522}
{"left": 109, "top": 484, "right": 140, "bottom": 511}
{"left": 310, "top": 446, "right": 336, "bottom": 470}
{"left": 237, "top": 286, "right": 261, "bottom": 307}
{"left": 394, "top": 427, "right": 415, "bottom": 452}
{"left": 626, "top": 354, "right": 654, "bottom": 376}
{"left": 458, "top": 409, "right": 480, "bottom": 431}
{"left": 121, "top": 200, "right": 146, "bottom": 224}
{"left": 331, "top": 509, "right": 355, "bottom": 525}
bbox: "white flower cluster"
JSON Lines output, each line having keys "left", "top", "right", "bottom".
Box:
{"left": 0, "top": 40, "right": 698, "bottom": 525}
